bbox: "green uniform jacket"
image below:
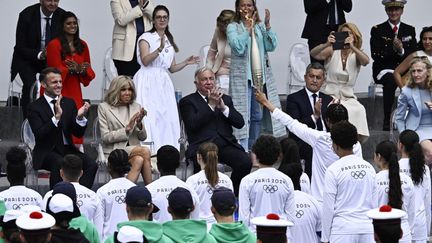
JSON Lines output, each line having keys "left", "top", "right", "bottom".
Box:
{"left": 105, "top": 220, "right": 174, "bottom": 243}
{"left": 163, "top": 220, "right": 216, "bottom": 243}
{"left": 209, "top": 222, "right": 256, "bottom": 243}
{"left": 70, "top": 215, "right": 100, "bottom": 243}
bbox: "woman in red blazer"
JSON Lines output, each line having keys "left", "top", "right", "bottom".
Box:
{"left": 46, "top": 11, "right": 95, "bottom": 145}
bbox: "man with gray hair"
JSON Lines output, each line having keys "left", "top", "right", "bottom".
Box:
{"left": 179, "top": 67, "right": 251, "bottom": 195}
{"left": 285, "top": 62, "right": 333, "bottom": 178}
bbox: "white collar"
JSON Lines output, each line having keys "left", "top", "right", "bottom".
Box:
{"left": 40, "top": 8, "right": 54, "bottom": 19}
{"left": 44, "top": 94, "right": 59, "bottom": 104}
{"left": 305, "top": 87, "right": 319, "bottom": 98}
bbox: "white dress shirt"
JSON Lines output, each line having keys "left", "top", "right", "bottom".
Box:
{"left": 305, "top": 88, "right": 326, "bottom": 131}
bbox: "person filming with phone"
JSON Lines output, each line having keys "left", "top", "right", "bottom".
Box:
{"left": 310, "top": 22, "right": 370, "bottom": 142}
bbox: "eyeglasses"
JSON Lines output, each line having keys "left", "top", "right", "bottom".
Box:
{"left": 155, "top": 15, "right": 168, "bottom": 20}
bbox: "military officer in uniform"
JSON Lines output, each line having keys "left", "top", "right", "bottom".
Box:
{"left": 370, "top": 0, "right": 416, "bottom": 131}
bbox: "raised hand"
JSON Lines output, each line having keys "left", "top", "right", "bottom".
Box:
{"left": 264, "top": 9, "right": 271, "bottom": 28}
{"left": 327, "top": 31, "right": 336, "bottom": 46}
{"left": 345, "top": 35, "right": 354, "bottom": 48}
{"left": 184, "top": 55, "right": 199, "bottom": 65}
{"left": 158, "top": 35, "right": 165, "bottom": 52}
{"left": 313, "top": 98, "right": 322, "bottom": 120}
{"left": 126, "top": 112, "right": 140, "bottom": 134}
{"left": 54, "top": 95, "right": 63, "bottom": 120}
{"left": 66, "top": 59, "right": 79, "bottom": 74}
{"left": 77, "top": 101, "right": 90, "bottom": 120}
{"left": 393, "top": 37, "right": 403, "bottom": 53}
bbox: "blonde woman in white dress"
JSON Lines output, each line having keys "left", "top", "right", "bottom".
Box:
{"left": 310, "top": 22, "right": 370, "bottom": 141}
{"left": 133, "top": 5, "right": 198, "bottom": 151}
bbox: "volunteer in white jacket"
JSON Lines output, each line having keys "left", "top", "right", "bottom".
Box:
{"left": 373, "top": 140, "right": 415, "bottom": 243}
{"left": 239, "top": 135, "right": 295, "bottom": 233}
{"left": 147, "top": 145, "right": 200, "bottom": 223}
{"left": 255, "top": 90, "right": 363, "bottom": 203}
{"left": 321, "top": 121, "right": 376, "bottom": 243}
{"left": 0, "top": 147, "right": 43, "bottom": 210}
{"left": 398, "top": 130, "right": 432, "bottom": 242}
{"left": 186, "top": 142, "right": 233, "bottom": 226}
{"left": 42, "top": 154, "right": 104, "bottom": 237}
{"left": 283, "top": 162, "right": 321, "bottom": 243}
{"left": 97, "top": 149, "right": 136, "bottom": 241}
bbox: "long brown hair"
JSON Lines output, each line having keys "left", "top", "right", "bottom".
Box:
{"left": 197, "top": 142, "right": 219, "bottom": 188}
{"left": 149, "top": 5, "right": 179, "bottom": 52}
{"left": 58, "top": 11, "right": 84, "bottom": 59}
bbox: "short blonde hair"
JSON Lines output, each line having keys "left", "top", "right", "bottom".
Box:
{"left": 406, "top": 57, "right": 432, "bottom": 89}
{"left": 104, "top": 75, "right": 137, "bottom": 106}
{"left": 338, "top": 22, "right": 363, "bottom": 49}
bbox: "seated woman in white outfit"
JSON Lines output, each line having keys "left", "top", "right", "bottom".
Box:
{"left": 206, "top": 9, "right": 235, "bottom": 94}
{"left": 310, "top": 22, "right": 370, "bottom": 142}
{"left": 395, "top": 58, "right": 432, "bottom": 144}
{"left": 394, "top": 26, "right": 432, "bottom": 88}
{"left": 133, "top": 5, "right": 198, "bottom": 151}
{"left": 98, "top": 75, "right": 152, "bottom": 184}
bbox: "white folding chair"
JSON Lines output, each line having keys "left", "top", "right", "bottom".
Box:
{"left": 21, "top": 119, "right": 49, "bottom": 190}
{"left": 102, "top": 47, "right": 118, "bottom": 100}
{"left": 91, "top": 117, "right": 111, "bottom": 184}
{"left": 8, "top": 74, "right": 23, "bottom": 107}
{"left": 197, "top": 44, "right": 210, "bottom": 69}
{"left": 287, "top": 43, "right": 310, "bottom": 95}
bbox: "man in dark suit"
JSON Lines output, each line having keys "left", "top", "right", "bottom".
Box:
{"left": 27, "top": 67, "right": 97, "bottom": 189}
{"left": 179, "top": 67, "right": 252, "bottom": 195}
{"left": 301, "top": 0, "right": 352, "bottom": 63}
{"left": 370, "top": 0, "right": 416, "bottom": 131}
{"left": 11, "top": 0, "right": 65, "bottom": 118}
{"left": 285, "top": 62, "right": 333, "bottom": 178}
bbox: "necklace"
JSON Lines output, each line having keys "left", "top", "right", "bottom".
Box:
{"left": 341, "top": 50, "right": 350, "bottom": 69}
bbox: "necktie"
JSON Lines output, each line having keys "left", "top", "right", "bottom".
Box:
{"left": 312, "top": 94, "right": 323, "bottom": 131}
{"left": 328, "top": 0, "right": 336, "bottom": 26}
{"left": 45, "top": 17, "right": 51, "bottom": 46}
{"left": 51, "top": 99, "right": 57, "bottom": 115}
{"left": 205, "top": 96, "right": 209, "bottom": 103}
{"left": 393, "top": 25, "right": 398, "bottom": 35}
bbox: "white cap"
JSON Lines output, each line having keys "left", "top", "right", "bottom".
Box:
{"left": 251, "top": 213, "right": 294, "bottom": 227}
{"left": 2, "top": 210, "right": 24, "bottom": 223}
{"left": 16, "top": 211, "right": 55, "bottom": 230}
{"left": 367, "top": 205, "right": 407, "bottom": 220}
{"left": 20, "top": 205, "right": 42, "bottom": 213}
{"left": 117, "top": 225, "right": 144, "bottom": 243}
{"left": 48, "top": 194, "right": 74, "bottom": 214}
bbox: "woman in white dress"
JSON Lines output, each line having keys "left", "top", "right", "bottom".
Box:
{"left": 310, "top": 22, "right": 370, "bottom": 142}
{"left": 134, "top": 5, "right": 198, "bottom": 151}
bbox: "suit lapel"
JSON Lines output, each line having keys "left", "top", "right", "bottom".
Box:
{"left": 108, "top": 105, "right": 127, "bottom": 127}
{"left": 301, "top": 89, "right": 314, "bottom": 114}
{"left": 412, "top": 87, "right": 422, "bottom": 115}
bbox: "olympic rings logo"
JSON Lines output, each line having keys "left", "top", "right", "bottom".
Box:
{"left": 351, "top": 170, "right": 366, "bottom": 179}
{"left": 296, "top": 210, "right": 304, "bottom": 218}
{"left": 263, "top": 184, "right": 278, "bottom": 193}
{"left": 115, "top": 195, "right": 125, "bottom": 204}
{"left": 77, "top": 200, "right": 83, "bottom": 207}
{"left": 385, "top": 187, "right": 389, "bottom": 193}
{"left": 207, "top": 186, "right": 214, "bottom": 194}
{"left": 12, "top": 204, "right": 25, "bottom": 210}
